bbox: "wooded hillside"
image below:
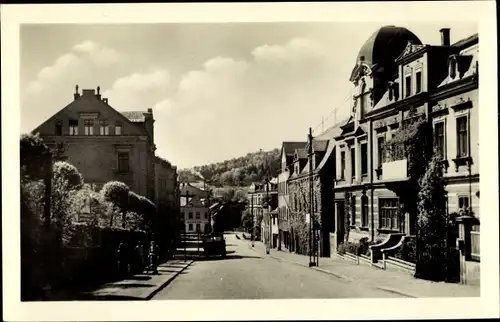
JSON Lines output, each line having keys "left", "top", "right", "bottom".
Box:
{"left": 178, "top": 148, "right": 281, "bottom": 187}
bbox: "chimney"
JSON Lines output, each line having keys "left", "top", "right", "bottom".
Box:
{"left": 440, "top": 28, "right": 451, "bottom": 46}
{"left": 102, "top": 98, "right": 108, "bottom": 104}
{"left": 96, "top": 86, "right": 101, "bottom": 100}
{"left": 74, "top": 85, "right": 80, "bottom": 100}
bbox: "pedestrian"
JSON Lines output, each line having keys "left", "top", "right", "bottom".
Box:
{"left": 135, "top": 242, "right": 144, "bottom": 273}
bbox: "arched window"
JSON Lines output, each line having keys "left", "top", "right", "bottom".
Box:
{"left": 448, "top": 55, "right": 457, "bottom": 79}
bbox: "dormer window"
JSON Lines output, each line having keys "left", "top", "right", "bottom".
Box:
{"left": 449, "top": 55, "right": 457, "bottom": 79}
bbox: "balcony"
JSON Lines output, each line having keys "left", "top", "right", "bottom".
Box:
{"left": 381, "top": 159, "right": 408, "bottom": 181}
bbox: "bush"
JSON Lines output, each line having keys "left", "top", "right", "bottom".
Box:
{"left": 394, "top": 237, "right": 417, "bottom": 263}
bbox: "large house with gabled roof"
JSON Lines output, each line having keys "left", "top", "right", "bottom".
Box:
{"left": 31, "top": 85, "right": 157, "bottom": 201}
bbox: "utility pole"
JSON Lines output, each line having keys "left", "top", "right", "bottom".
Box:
{"left": 251, "top": 193, "right": 254, "bottom": 247}
{"left": 308, "top": 127, "right": 317, "bottom": 267}
{"left": 265, "top": 176, "right": 270, "bottom": 255}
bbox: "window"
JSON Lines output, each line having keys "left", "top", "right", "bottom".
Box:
{"left": 405, "top": 75, "right": 411, "bottom": 97}
{"left": 115, "top": 124, "right": 122, "bottom": 135}
{"left": 434, "top": 122, "right": 446, "bottom": 160}
{"left": 69, "top": 120, "right": 78, "bottom": 135}
{"left": 84, "top": 120, "right": 94, "bottom": 135}
{"left": 117, "top": 152, "right": 130, "bottom": 173}
{"left": 350, "top": 196, "right": 356, "bottom": 226}
{"left": 456, "top": 116, "right": 469, "bottom": 157}
{"left": 340, "top": 151, "right": 346, "bottom": 179}
{"left": 350, "top": 147, "right": 356, "bottom": 179}
{"left": 379, "top": 198, "right": 399, "bottom": 230}
{"left": 196, "top": 223, "right": 201, "bottom": 232}
{"left": 204, "top": 212, "right": 208, "bottom": 219}
{"left": 361, "top": 143, "right": 368, "bottom": 176}
{"left": 181, "top": 212, "right": 184, "bottom": 218}
{"left": 458, "top": 196, "right": 470, "bottom": 210}
{"left": 100, "top": 121, "right": 109, "bottom": 135}
{"left": 188, "top": 212, "right": 193, "bottom": 219}
{"left": 273, "top": 217, "right": 276, "bottom": 225}
{"left": 377, "top": 136, "right": 386, "bottom": 166}
{"left": 416, "top": 71, "right": 422, "bottom": 93}
{"left": 196, "top": 212, "right": 200, "bottom": 219}
{"left": 55, "top": 121, "right": 63, "bottom": 135}
{"left": 361, "top": 195, "right": 368, "bottom": 227}
{"left": 188, "top": 223, "right": 193, "bottom": 231}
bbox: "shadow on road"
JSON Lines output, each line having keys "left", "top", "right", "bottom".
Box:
{"left": 195, "top": 254, "right": 262, "bottom": 262}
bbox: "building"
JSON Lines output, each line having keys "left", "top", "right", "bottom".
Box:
{"left": 179, "top": 182, "right": 210, "bottom": 233}
{"left": 32, "top": 86, "right": 156, "bottom": 200}
{"left": 155, "top": 156, "right": 180, "bottom": 245}
{"left": 277, "top": 142, "right": 307, "bottom": 250}
{"left": 283, "top": 125, "right": 343, "bottom": 257}
{"left": 246, "top": 179, "right": 278, "bottom": 245}
{"left": 331, "top": 25, "right": 479, "bottom": 258}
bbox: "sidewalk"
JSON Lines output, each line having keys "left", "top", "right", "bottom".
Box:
{"left": 46, "top": 259, "right": 194, "bottom": 301}
{"left": 245, "top": 238, "right": 479, "bottom": 298}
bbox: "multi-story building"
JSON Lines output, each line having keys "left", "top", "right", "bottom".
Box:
{"left": 32, "top": 86, "right": 156, "bottom": 200}
{"left": 247, "top": 179, "right": 278, "bottom": 245}
{"left": 155, "top": 156, "right": 180, "bottom": 243}
{"left": 277, "top": 142, "right": 307, "bottom": 250}
{"left": 179, "top": 182, "right": 210, "bottom": 233}
{"left": 332, "top": 26, "right": 479, "bottom": 251}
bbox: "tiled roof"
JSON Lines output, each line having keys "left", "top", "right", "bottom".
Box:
{"left": 295, "top": 148, "right": 307, "bottom": 160}
{"left": 283, "top": 142, "right": 307, "bottom": 155}
{"left": 121, "top": 111, "right": 146, "bottom": 122}
{"left": 312, "top": 140, "right": 329, "bottom": 152}
{"left": 452, "top": 33, "right": 478, "bottom": 49}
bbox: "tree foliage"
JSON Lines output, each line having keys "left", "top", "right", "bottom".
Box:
{"left": 20, "top": 133, "right": 50, "bottom": 181}
{"left": 178, "top": 148, "right": 281, "bottom": 187}
{"left": 415, "top": 153, "right": 448, "bottom": 281}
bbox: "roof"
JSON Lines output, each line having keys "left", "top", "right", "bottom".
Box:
{"left": 282, "top": 142, "right": 307, "bottom": 156}
{"left": 312, "top": 140, "right": 329, "bottom": 152}
{"left": 452, "top": 33, "right": 478, "bottom": 49}
{"left": 121, "top": 111, "right": 146, "bottom": 122}
{"left": 350, "top": 25, "right": 422, "bottom": 81}
{"left": 295, "top": 148, "right": 307, "bottom": 160}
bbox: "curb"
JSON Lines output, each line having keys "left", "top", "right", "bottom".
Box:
{"left": 375, "top": 286, "right": 416, "bottom": 298}
{"left": 145, "top": 260, "right": 194, "bottom": 300}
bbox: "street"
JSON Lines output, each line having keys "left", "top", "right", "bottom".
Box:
{"left": 153, "top": 233, "right": 401, "bottom": 299}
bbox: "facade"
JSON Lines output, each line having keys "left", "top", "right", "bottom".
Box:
{"left": 284, "top": 127, "right": 341, "bottom": 257}
{"left": 247, "top": 179, "right": 278, "bottom": 244}
{"left": 180, "top": 182, "right": 210, "bottom": 233}
{"left": 277, "top": 142, "right": 306, "bottom": 251}
{"left": 32, "top": 86, "right": 156, "bottom": 200}
{"left": 331, "top": 26, "right": 479, "bottom": 252}
{"left": 155, "top": 156, "right": 180, "bottom": 238}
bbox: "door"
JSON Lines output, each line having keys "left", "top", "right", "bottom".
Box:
{"left": 336, "top": 201, "right": 345, "bottom": 245}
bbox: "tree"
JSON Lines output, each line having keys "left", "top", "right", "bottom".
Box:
{"left": 415, "top": 152, "right": 447, "bottom": 281}
{"left": 20, "top": 133, "right": 50, "bottom": 181}
{"left": 100, "top": 181, "right": 130, "bottom": 227}
{"left": 51, "top": 161, "right": 84, "bottom": 243}
{"left": 241, "top": 210, "right": 253, "bottom": 232}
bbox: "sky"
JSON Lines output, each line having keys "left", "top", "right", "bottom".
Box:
{"left": 20, "top": 22, "right": 477, "bottom": 169}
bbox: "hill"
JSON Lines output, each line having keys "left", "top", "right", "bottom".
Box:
{"left": 178, "top": 148, "right": 281, "bottom": 187}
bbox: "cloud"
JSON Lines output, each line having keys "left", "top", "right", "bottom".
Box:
{"left": 158, "top": 37, "right": 351, "bottom": 168}
{"left": 251, "top": 37, "right": 327, "bottom": 63}
{"left": 24, "top": 40, "right": 123, "bottom": 99}
{"left": 153, "top": 98, "right": 173, "bottom": 113}
{"left": 101, "top": 69, "right": 171, "bottom": 112}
